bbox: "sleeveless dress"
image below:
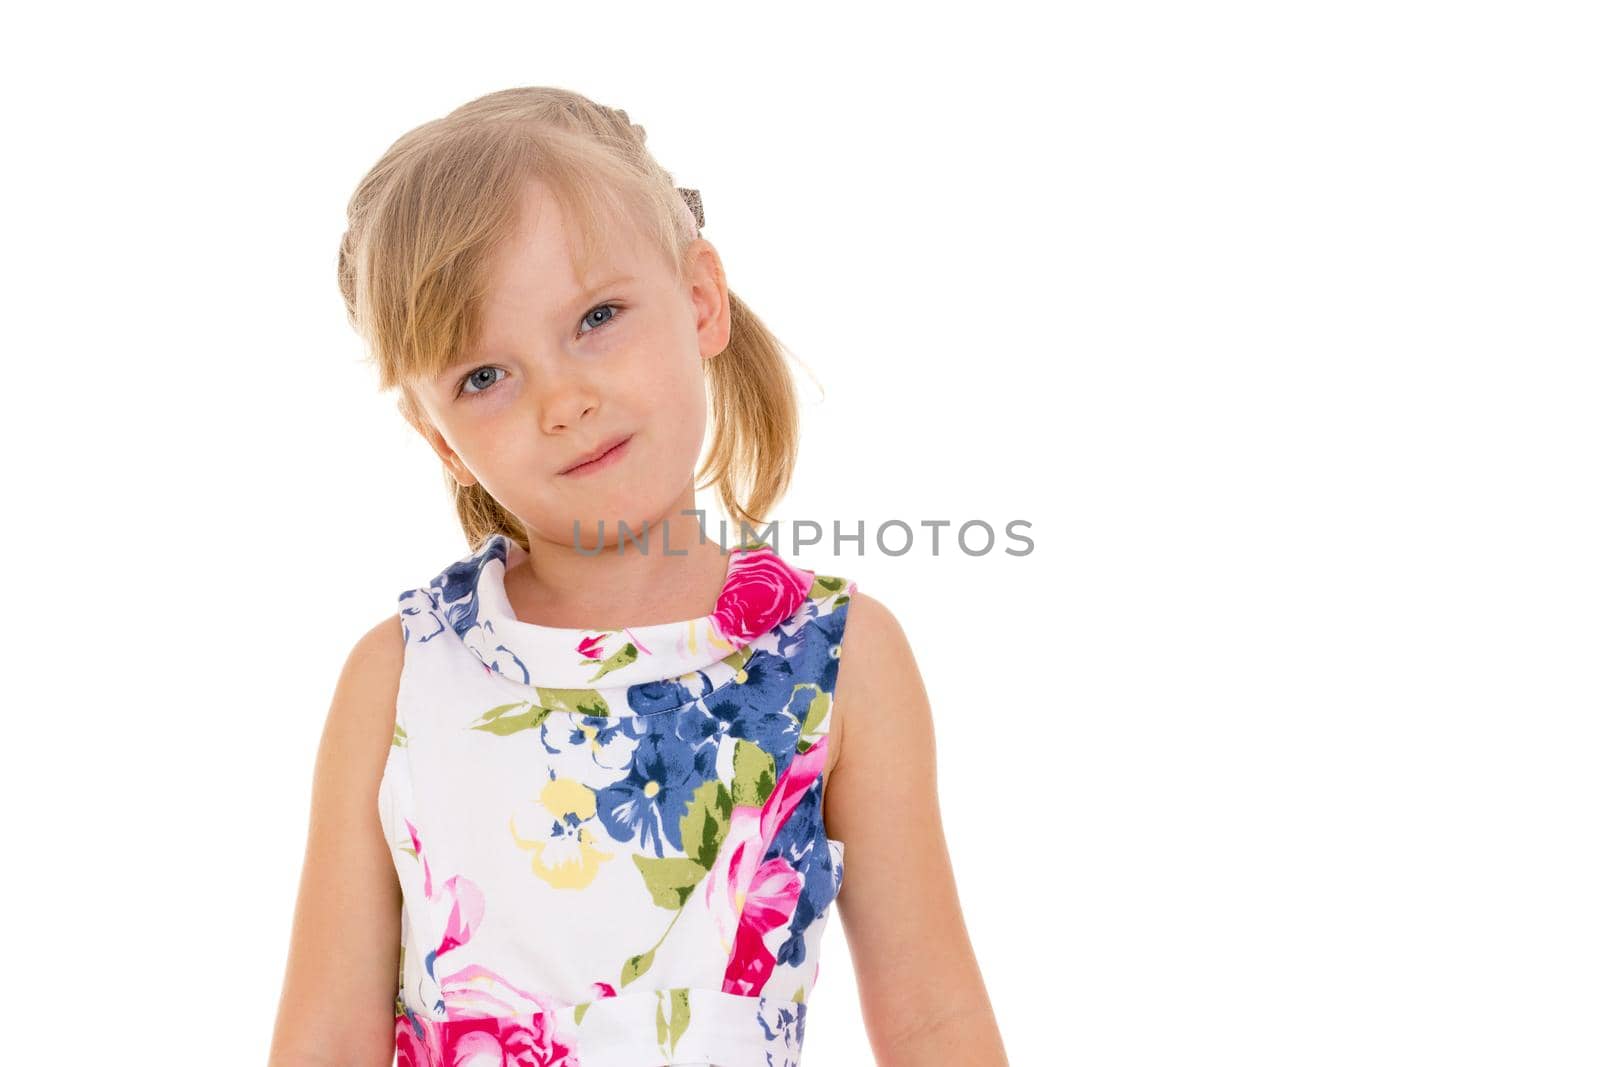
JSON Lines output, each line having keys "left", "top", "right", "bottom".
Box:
{"left": 380, "top": 532, "right": 857, "bottom": 1067}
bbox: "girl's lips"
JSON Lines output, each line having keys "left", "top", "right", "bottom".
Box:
{"left": 560, "top": 434, "right": 632, "bottom": 476}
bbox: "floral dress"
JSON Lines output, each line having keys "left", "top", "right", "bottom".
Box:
{"left": 381, "top": 533, "right": 856, "bottom": 1066}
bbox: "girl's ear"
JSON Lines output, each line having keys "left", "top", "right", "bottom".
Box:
{"left": 438, "top": 450, "right": 477, "bottom": 489}
{"left": 686, "top": 238, "right": 731, "bottom": 362}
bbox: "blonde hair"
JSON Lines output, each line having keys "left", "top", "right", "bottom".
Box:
{"left": 335, "top": 87, "right": 801, "bottom": 553}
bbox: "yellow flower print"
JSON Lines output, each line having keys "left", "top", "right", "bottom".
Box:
{"left": 509, "top": 776, "right": 616, "bottom": 889}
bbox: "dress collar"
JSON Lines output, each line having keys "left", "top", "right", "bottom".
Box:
{"left": 423, "top": 533, "right": 817, "bottom": 691}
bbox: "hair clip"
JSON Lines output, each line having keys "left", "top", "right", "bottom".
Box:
{"left": 677, "top": 186, "right": 704, "bottom": 231}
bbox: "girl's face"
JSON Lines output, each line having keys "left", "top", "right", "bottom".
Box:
{"left": 408, "top": 178, "right": 730, "bottom": 550}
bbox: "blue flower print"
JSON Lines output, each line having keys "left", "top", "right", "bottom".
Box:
{"left": 595, "top": 716, "right": 720, "bottom": 857}
{"left": 397, "top": 587, "right": 446, "bottom": 644}
{"left": 764, "top": 777, "right": 839, "bottom": 968}
{"left": 754, "top": 996, "right": 806, "bottom": 1067}
{"left": 775, "top": 605, "right": 849, "bottom": 702}
{"left": 693, "top": 648, "right": 801, "bottom": 774}
{"left": 539, "top": 712, "right": 648, "bottom": 782}
{"left": 432, "top": 543, "right": 494, "bottom": 635}
{"left": 627, "top": 671, "right": 718, "bottom": 715}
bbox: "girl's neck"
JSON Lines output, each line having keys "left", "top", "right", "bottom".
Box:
{"left": 505, "top": 509, "right": 732, "bottom": 630}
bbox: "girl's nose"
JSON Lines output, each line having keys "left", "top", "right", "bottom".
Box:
{"left": 540, "top": 386, "right": 600, "bottom": 435}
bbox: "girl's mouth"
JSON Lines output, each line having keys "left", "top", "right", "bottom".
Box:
{"left": 560, "top": 434, "right": 633, "bottom": 476}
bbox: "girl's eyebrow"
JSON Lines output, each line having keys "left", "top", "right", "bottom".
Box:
{"left": 532, "top": 271, "right": 638, "bottom": 323}
{"left": 578, "top": 271, "right": 637, "bottom": 290}
{"left": 539, "top": 271, "right": 639, "bottom": 325}
{"left": 566, "top": 272, "right": 637, "bottom": 303}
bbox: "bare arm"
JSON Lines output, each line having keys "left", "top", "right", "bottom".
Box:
{"left": 826, "top": 591, "right": 1008, "bottom": 1065}
{"left": 268, "top": 616, "right": 407, "bottom": 1066}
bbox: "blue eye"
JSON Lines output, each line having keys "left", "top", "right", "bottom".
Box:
{"left": 579, "top": 303, "right": 621, "bottom": 335}
{"left": 457, "top": 366, "right": 505, "bottom": 398}
{"left": 454, "top": 303, "right": 624, "bottom": 399}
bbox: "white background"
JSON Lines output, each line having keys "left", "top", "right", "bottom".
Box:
{"left": 4, "top": 1, "right": 1596, "bottom": 1063}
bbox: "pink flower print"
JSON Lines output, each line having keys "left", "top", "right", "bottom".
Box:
{"left": 395, "top": 1010, "right": 443, "bottom": 1067}
{"left": 703, "top": 737, "right": 828, "bottom": 993}
{"left": 404, "top": 818, "right": 485, "bottom": 984}
{"left": 722, "top": 856, "right": 804, "bottom": 995}
{"left": 711, "top": 548, "right": 814, "bottom": 644}
{"left": 400, "top": 1011, "right": 581, "bottom": 1067}
{"left": 445, "top": 1012, "right": 580, "bottom": 1066}
{"left": 407, "top": 818, "right": 435, "bottom": 898}
{"left": 576, "top": 634, "right": 607, "bottom": 661}
{"left": 403, "top": 818, "right": 487, "bottom": 967}
{"left": 434, "top": 874, "right": 485, "bottom": 959}
{"left": 437, "top": 962, "right": 554, "bottom": 1019}
{"left": 405, "top": 817, "right": 551, "bottom": 1025}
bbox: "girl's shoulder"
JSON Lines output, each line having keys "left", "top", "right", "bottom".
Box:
{"left": 827, "top": 587, "right": 934, "bottom": 771}
{"left": 340, "top": 612, "right": 408, "bottom": 737}
{"left": 831, "top": 588, "right": 921, "bottom": 709}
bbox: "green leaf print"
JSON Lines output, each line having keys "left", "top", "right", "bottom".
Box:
{"left": 533, "top": 687, "right": 611, "bottom": 718}
{"left": 718, "top": 643, "right": 755, "bottom": 681}
{"left": 617, "top": 900, "right": 691, "bottom": 989}
{"left": 631, "top": 855, "right": 708, "bottom": 910}
{"left": 467, "top": 701, "right": 553, "bottom": 737}
{"left": 585, "top": 642, "right": 639, "bottom": 683}
{"left": 574, "top": 1001, "right": 590, "bottom": 1026}
{"left": 808, "top": 573, "right": 846, "bottom": 597}
{"left": 679, "top": 778, "right": 732, "bottom": 869}
{"left": 391, "top": 722, "right": 408, "bottom": 748}
{"left": 670, "top": 987, "right": 691, "bottom": 1046}
{"left": 656, "top": 987, "right": 691, "bottom": 1056}
{"left": 731, "top": 739, "right": 776, "bottom": 807}
{"left": 621, "top": 945, "right": 656, "bottom": 988}
{"left": 793, "top": 683, "right": 829, "bottom": 741}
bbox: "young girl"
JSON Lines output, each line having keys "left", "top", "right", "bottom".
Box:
{"left": 270, "top": 87, "right": 1005, "bottom": 1067}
